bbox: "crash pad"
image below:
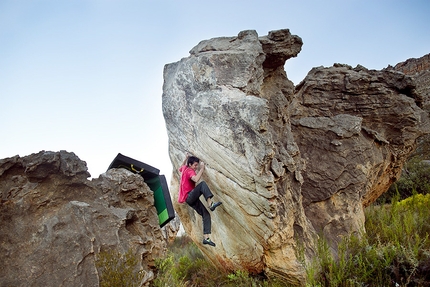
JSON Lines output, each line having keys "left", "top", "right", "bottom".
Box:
{"left": 107, "top": 153, "right": 175, "bottom": 228}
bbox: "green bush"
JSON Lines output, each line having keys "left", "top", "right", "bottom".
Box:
{"left": 383, "top": 155, "right": 430, "bottom": 202}
{"left": 306, "top": 193, "right": 430, "bottom": 286}
{"left": 152, "top": 237, "right": 287, "bottom": 287}
{"left": 152, "top": 237, "right": 221, "bottom": 287}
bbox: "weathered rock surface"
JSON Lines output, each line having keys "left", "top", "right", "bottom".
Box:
{"left": 390, "top": 53, "right": 430, "bottom": 160}
{"left": 392, "top": 53, "right": 430, "bottom": 112}
{"left": 162, "top": 29, "right": 430, "bottom": 284}
{"left": 394, "top": 53, "right": 430, "bottom": 75}
{"left": 0, "top": 151, "right": 166, "bottom": 287}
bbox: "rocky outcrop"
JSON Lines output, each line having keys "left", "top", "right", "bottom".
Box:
{"left": 0, "top": 151, "right": 166, "bottom": 287}
{"left": 392, "top": 53, "right": 430, "bottom": 112}
{"left": 162, "top": 29, "right": 430, "bottom": 285}
{"left": 390, "top": 53, "right": 430, "bottom": 158}
{"left": 292, "top": 64, "right": 429, "bottom": 244}
{"left": 393, "top": 53, "right": 430, "bottom": 75}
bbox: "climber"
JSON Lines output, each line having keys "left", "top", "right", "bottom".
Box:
{"left": 178, "top": 152, "right": 222, "bottom": 247}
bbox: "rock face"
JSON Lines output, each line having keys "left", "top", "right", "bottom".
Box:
{"left": 392, "top": 53, "right": 430, "bottom": 112}
{"left": 394, "top": 53, "right": 430, "bottom": 75}
{"left": 391, "top": 53, "right": 430, "bottom": 159}
{"left": 0, "top": 151, "right": 165, "bottom": 287}
{"left": 162, "top": 29, "right": 430, "bottom": 284}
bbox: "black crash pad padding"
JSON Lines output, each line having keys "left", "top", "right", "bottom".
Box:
{"left": 107, "top": 153, "right": 175, "bottom": 228}
{"left": 108, "top": 153, "right": 160, "bottom": 181}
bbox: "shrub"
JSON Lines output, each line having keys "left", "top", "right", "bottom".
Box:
{"left": 383, "top": 155, "right": 430, "bottom": 202}
{"left": 152, "top": 237, "right": 222, "bottom": 287}
{"left": 307, "top": 193, "right": 430, "bottom": 286}
{"left": 152, "top": 236, "right": 288, "bottom": 287}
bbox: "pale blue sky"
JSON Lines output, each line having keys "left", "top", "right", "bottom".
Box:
{"left": 1, "top": 0, "right": 429, "bottom": 181}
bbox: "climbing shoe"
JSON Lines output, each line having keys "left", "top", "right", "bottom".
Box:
{"left": 210, "top": 201, "right": 222, "bottom": 211}
{"left": 203, "top": 238, "right": 216, "bottom": 247}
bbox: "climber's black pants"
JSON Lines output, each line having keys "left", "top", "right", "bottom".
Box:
{"left": 186, "top": 181, "right": 213, "bottom": 235}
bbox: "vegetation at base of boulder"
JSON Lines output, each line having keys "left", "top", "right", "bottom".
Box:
{"left": 153, "top": 193, "right": 430, "bottom": 286}
{"left": 304, "top": 193, "right": 430, "bottom": 286}
{"left": 151, "top": 236, "right": 286, "bottom": 287}
{"left": 381, "top": 152, "right": 430, "bottom": 203}
{"left": 152, "top": 236, "right": 212, "bottom": 286}
{"left": 96, "top": 248, "right": 144, "bottom": 287}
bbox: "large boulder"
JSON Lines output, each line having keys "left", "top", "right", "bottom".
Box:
{"left": 162, "top": 29, "right": 430, "bottom": 285}
{"left": 0, "top": 150, "right": 166, "bottom": 286}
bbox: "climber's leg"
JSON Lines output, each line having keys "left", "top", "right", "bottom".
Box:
{"left": 187, "top": 199, "right": 211, "bottom": 235}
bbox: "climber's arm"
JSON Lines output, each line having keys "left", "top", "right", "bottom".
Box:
{"left": 191, "top": 161, "right": 205, "bottom": 182}
{"left": 179, "top": 152, "right": 190, "bottom": 170}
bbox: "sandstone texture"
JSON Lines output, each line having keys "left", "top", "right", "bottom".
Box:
{"left": 0, "top": 151, "right": 166, "bottom": 287}
{"left": 392, "top": 53, "right": 430, "bottom": 114}
{"left": 390, "top": 53, "right": 430, "bottom": 159}
{"left": 394, "top": 53, "right": 430, "bottom": 75}
{"left": 162, "top": 29, "right": 430, "bottom": 284}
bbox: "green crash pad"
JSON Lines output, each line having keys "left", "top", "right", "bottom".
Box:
{"left": 107, "top": 153, "right": 175, "bottom": 228}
